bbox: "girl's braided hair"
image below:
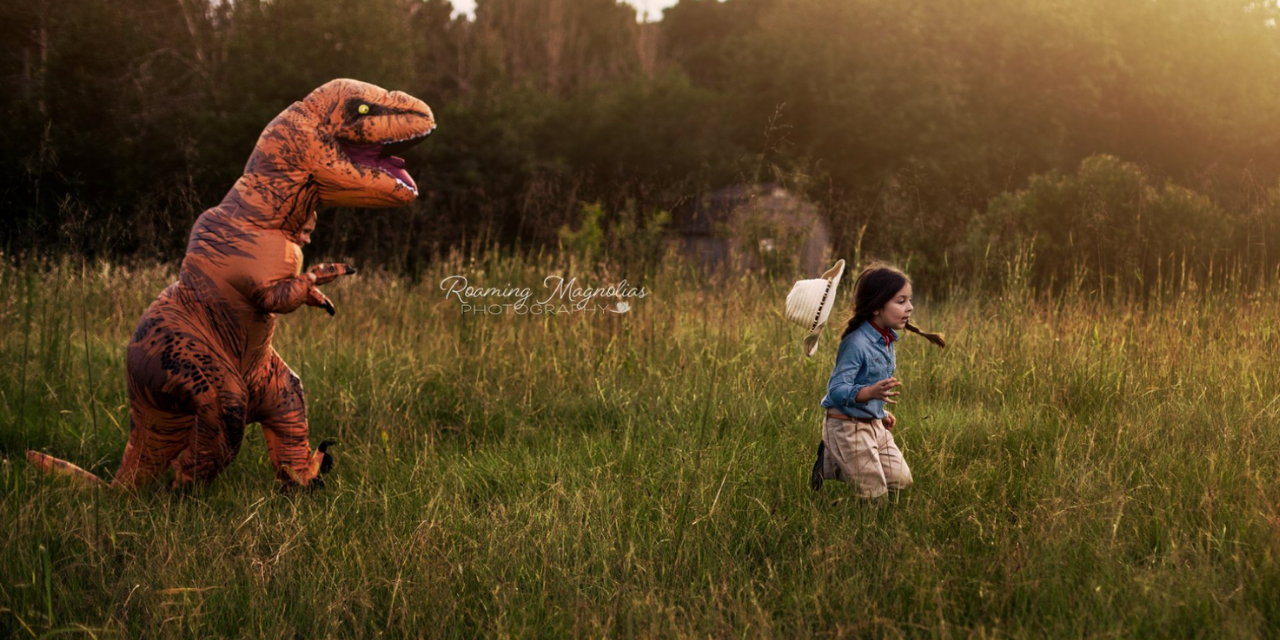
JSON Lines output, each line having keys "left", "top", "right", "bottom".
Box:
{"left": 839, "top": 263, "right": 946, "bottom": 347}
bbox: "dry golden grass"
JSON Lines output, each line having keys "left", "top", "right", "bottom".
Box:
{"left": 3, "top": 253, "right": 1280, "bottom": 638}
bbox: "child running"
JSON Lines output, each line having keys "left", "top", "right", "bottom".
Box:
{"left": 809, "top": 263, "right": 944, "bottom": 498}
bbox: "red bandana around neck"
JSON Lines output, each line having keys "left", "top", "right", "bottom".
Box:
{"left": 869, "top": 320, "right": 896, "bottom": 348}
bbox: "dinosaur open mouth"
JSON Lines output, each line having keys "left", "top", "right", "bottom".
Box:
{"left": 337, "top": 133, "right": 430, "bottom": 196}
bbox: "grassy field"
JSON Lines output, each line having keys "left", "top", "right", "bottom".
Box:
{"left": 4, "top": 252, "right": 1280, "bottom": 638}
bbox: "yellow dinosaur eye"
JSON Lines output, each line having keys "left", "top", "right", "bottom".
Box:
{"left": 357, "top": 104, "right": 370, "bottom": 115}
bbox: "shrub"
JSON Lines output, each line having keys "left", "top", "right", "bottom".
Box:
{"left": 968, "top": 154, "right": 1227, "bottom": 290}
{"left": 558, "top": 200, "right": 671, "bottom": 277}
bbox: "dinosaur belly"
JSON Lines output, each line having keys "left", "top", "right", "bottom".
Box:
{"left": 172, "top": 209, "right": 306, "bottom": 368}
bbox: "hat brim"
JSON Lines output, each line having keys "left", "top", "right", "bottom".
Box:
{"left": 804, "top": 333, "right": 821, "bottom": 357}
{"left": 802, "top": 259, "right": 845, "bottom": 357}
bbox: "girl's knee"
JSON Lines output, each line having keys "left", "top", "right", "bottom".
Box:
{"left": 886, "top": 464, "right": 913, "bottom": 490}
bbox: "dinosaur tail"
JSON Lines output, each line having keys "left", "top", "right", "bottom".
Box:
{"left": 26, "top": 451, "right": 109, "bottom": 488}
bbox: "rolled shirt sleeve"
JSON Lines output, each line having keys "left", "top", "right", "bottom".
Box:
{"left": 826, "top": 357, "right": 867, "bottom": 409}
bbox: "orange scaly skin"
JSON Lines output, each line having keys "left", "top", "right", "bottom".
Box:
{"left": 28, "top": 79, "right": 435, "bottom": 490}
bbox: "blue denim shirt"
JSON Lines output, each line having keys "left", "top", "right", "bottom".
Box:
{"left": 820, "top": 321, "right": 897, "bottom": 420}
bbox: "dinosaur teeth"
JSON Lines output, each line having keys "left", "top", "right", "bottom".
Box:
{"left": 386, "top": 128, "right": 433, "bottom": 144}
{"left": 379, "top": 132, "right": 430, "bottom": 158}
{"left": 393, "top": 176, "right": 418, "bottom": 196}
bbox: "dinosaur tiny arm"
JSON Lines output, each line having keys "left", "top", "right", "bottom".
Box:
{"left": 252, "top": 264, "right": 355, "bottom": 315}
{"left": 252, "top": 275, "right": 315, "bottom": 314}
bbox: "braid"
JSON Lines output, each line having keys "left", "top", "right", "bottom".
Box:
{"left": 905, "top": 321, "right": 946, "bottom": 348}
{"left": 839, "top": 312, "right": 871, "bottom": 340}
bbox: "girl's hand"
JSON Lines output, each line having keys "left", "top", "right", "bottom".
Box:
{"left": 868, "top": 377, "right": 902, "bottom": 404}
{"left": 884, "top": 410, "right": 896, "bottom": 430}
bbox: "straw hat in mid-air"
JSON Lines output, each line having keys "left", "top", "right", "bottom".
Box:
{"left": 785, "top": 259, "right": 846, "bottom": 357}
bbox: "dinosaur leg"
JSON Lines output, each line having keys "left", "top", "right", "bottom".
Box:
{"left": 110, "top": 401, "right": 196, "bottom": 490}
{"left": 171, "top": 388, "right": 249, "bottom": 487}
{"left": 125, "top": 318, "right": 248, "bottom": 489}
{"left": 252, "top": 352, "right": 328, "bottom": 488}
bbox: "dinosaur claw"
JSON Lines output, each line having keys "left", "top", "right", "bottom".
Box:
{"left": 318, "top": 440, "right": 337, "bottom": 475}
{"left": 322, "top": 300, "right": 336, "bottom": 316}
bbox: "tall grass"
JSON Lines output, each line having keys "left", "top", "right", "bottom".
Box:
{"left": 3, "top": 251, "right": 1280, "bottom": 638}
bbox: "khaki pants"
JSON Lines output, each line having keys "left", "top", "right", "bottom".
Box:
{"left": 821, "top": 416, "right": 913, "bottom": 498}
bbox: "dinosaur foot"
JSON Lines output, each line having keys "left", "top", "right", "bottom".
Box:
{"left": 281, "top": 440, "right": 338, "bottom": 492}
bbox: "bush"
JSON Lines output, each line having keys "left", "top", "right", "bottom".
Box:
{"left": 968, "top": 154, "right": 1227, "bottom": 290}
{"left": 558, "top": 200, "right": 671, "bottom": 277}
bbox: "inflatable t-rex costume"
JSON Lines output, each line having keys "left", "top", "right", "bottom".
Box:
{"left": 28, "top": 78, "right": 435, "bottom": 490}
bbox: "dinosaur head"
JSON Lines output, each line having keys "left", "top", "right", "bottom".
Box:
{"left": 275, "top": 79, "right": 436, "bottom": 208}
